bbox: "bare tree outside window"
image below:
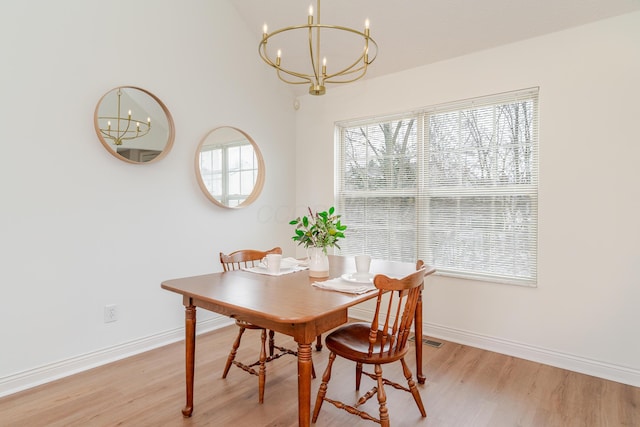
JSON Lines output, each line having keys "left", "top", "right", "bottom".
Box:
{"left": 337, "top": 89, "right": 538, "bottom": 285}
{"left": 339, "top": 119, "right": 418, "bottom": 261}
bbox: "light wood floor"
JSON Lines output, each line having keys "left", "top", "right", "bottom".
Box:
{"left": 1, "top": 324, "right": 638, "bottom": 426}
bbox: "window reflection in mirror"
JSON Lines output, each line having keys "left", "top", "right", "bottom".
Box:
{"left": 94, "top": 86, "right": 175, "bottom": 164}
{"left": 195, "top": 127, "right": 265, "bottom": 208}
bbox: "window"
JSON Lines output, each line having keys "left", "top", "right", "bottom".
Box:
{"left": 336, "top": 88, "right": 538, "bottom": 285}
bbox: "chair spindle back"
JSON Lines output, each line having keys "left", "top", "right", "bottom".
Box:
{"left": 368, "top": 260, "right": 435, "bottom": 358}
{"left": 219, "top": 247, "right": 282, "bottom": 272}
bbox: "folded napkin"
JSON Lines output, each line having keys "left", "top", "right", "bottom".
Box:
{"left": 312, "top": 277, "right": 376, "bottom": 294}
{"left": 282, "top": 257, "right": 308, "bottom": 267}
{"left": 243, "top": 257, "right": 308, "bottom": 276}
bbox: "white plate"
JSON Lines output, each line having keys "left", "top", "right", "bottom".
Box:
{"left": 341, "top": 272, "right": 374, "bottom": 284}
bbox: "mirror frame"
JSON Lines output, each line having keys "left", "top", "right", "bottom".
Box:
{"left": 194, "top": 126, "right": 265, "bottom": 209}
{"left": 93, "top": 86, "right": 175, "bottom": 164}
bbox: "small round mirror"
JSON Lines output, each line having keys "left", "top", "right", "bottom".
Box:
{"left": 195, "top": 126, "right": 265, "bottom": 208}
{"left": 94, "top": 86, "right": 175, "bottom": 164}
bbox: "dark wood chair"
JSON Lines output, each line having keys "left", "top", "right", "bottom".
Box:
{"left": 312, "top": 260, "right": 436, "bottom": 426}
{"left": 219, "top": 247, "right": 314, "bottom": 403}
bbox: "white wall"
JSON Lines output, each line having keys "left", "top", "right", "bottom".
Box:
{"left": 1, "top": 2, "right": 638, "bottom": 397}
{"left": 0, "top": 0, "right": 298, "bottom": 395}
{"left": 295, "top": 12, "right": 640, "bottom": 386}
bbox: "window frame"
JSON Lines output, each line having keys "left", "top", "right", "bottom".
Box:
{"left": 335, "top": 88, "right": 539, "bottom": 286}
{"left": 199, "top": 140, "right": 259, "bottom": 208}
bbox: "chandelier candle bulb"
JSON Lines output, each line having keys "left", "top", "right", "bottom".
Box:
{"left": 365, "top": 19, "right": 370, "bottom": 37}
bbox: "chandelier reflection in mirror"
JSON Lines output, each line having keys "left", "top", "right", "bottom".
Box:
{"left": 97, "top": 88, "right": 151, "bottom": 146}
{"left": 259, "top": 0, "right": 377, "bottom": 96}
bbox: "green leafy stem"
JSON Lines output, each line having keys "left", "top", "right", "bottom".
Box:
{"left": 289, "top": 206, "right": 347, "bottom": 254}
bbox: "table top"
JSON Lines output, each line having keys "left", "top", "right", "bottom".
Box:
{"left": 161, "top": 255, "right": 418, "bottom": 324}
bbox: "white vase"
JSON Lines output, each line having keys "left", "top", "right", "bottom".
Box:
{"left": 307, "top": 247, "right": 329, "bottom": 278}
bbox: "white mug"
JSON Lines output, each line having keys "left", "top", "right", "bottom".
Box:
{"left": 354, "top": 255, "right": 371, "bottom": 278}
{"left": 262, "top": 253, "right": 282, "bottom": 274}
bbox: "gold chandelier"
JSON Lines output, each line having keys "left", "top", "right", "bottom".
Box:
{"left": 259, "top": 0, "right": 378, "bottom": 96}
{"left": 98, "top": 88, "right": 151, "bottom": 146}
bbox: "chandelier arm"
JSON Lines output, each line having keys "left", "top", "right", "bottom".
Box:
{"left": 259, "top": 43, "right": 314, "bottom": 84}
{"left": 323, "top": 53, "right": 368, "bottom": 82}
{"left": 99, "top": 130, "right": 113, "bottom": 141}
{"left": 320, "top": 24, "right": 379, "bottom": 63}
{"left": 276, "top": 69, "right": 313, "bottom": 85}
{"left": 98, "top": 118, "right": 151, "bottom": 145}
{"left": 260, "top": 30, "right": 377, "bottom": 84}
{"left": 259, "top": 25, "right": 318, "bottom": 84}
{"left": 137, "top": 120, "right": 151, "bottom": 137}
{"left": 308, "top": 25, "right": 320, "bottom": 86}
{"left": 120, "top": 118, "right": 134, "bottom": 142}
{"left": 98, "top": 116, "right": 116, "bottom": 142}
{"left": 119, "top": 121, "right": 151, "bottom": 142}
{"left": 97, "top": 87, "right": 152, "bottom": 145}
{"left": 322, "top": 45, "right": 378, "bottom": 83}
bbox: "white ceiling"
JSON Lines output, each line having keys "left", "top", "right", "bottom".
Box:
{"left": 230, "top": 0, "right": 640, "bottom": 95}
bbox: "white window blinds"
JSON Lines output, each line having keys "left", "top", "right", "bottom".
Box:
{"left": 336, "top": 88, "right": 538, "bottom": 286}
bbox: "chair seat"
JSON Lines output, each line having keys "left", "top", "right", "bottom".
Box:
{"left": 325, "top": 322, "right": 409, "bottom": 364}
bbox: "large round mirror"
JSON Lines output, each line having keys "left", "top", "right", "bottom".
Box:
{"left": 195, "top": 126, "right": 265, "bottom": 208}
{"left": 94, "top": 86, "right": 175, "bottom": 164}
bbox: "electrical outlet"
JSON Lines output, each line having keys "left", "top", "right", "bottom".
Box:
{"left": 104, "top": 304, "right": 118, "bottom": 323}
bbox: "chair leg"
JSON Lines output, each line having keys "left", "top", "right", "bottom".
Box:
{"left": 355, "top": 362, "right": 363, "bottom": 391}
{"left": 222, "top": 326, "right": 245, "bottom": 378}
{"left": 375, "top": 364, "right": 389, "bottom": 427}
{"left": 315, "top": 334, "right": 323, "bottom": 351}
{"left": 401, "top": 357, "right": 426, "bottom": 417}
{"left": 312, "top": 351, "right": 336, "bottom": 423}
{"left": 375, "top": 364, "right": 390, "bottom": 427}
{"left": 268, "top": 330, "right": 275, "bottom": 357}
{"left": 258, "top": 329, "right": 267, "bottom": 404}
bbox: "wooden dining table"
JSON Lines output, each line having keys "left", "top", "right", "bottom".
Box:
{"left": 161, "top": 255, "right": 426, "bottom": 427}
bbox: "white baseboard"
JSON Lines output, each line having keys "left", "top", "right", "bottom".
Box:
{"left": 0, "top": 316, "right": 234, "bottom": 398}
{"left": 348, "top": 307, "right": 640, "bottom": 388}
{"left": 4, "top": 309, "right": 638, "bottom": 399}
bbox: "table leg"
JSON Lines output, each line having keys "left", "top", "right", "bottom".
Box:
{"left": 182, "top": 303, "right": 196, "bottom": 417}
{"left": 297, "top": 342, "right": 313, "bottom": 427}
{"left": 415, "top": 291, "right": 425, "bottom": 384}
